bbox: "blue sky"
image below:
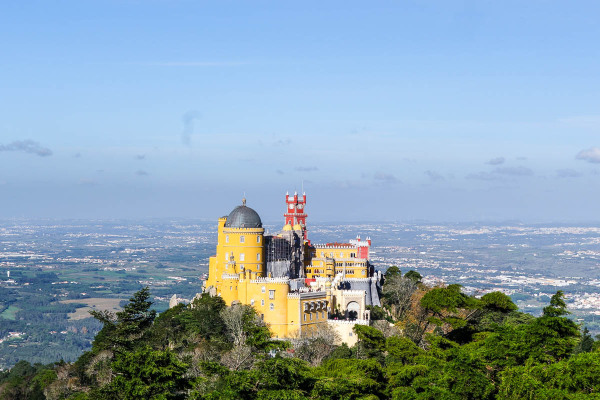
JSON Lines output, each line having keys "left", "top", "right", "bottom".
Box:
{"left": 1, "top": 1, "right": 599, "bottom": 222}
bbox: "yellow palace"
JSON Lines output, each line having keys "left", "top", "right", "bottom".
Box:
{"left": 203, "top": 192, "right": 382, "bottom": 342}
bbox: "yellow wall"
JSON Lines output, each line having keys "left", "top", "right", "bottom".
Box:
{"left": 205, "top": 217, "right": 332, "bottom": 339}
{"left": 206, "top": 217, "right": 265, "bottom": 293}
{"left": 312, "top": 246, "right": 358, "bottom": 259}
{"left": 306, "top": 256, "right": 368, "bottom": 279}
{"left": 217, "top": 275, "right": 329, "bottom": 339}
{"left": 240, "top": 277, "right": 291, "bottom": 338}
{"left": 285, "top": 293, "right": 329, "bottom": 337}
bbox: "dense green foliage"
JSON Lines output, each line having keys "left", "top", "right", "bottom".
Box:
{"left": 1, "top": 278, "right": 598, "bottom": 399}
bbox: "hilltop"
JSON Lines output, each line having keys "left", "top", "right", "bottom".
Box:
{"left": 1, "top": 268, "right": 598, "bottom": 399}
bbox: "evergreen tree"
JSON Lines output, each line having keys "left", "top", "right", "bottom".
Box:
{"left": 574, "top": 327, "right": 594, "bottom": 354}
{"left": 404, "top": 270, "right": 422, "bottom": 284}
{"left": 92, "top": 346, "right": 189, "bottom": 400}
{"left": 90, "top": 287, "right": 157, "bottom": 353}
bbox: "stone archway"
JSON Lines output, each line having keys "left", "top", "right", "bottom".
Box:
{"left": 346, "top": 301, "right": 360, "bottom": 320}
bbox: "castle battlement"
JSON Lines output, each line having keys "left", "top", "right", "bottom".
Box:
{"left": 287, "top": 290, "right": 327, "bottom": 299}
{"left": 250, "top": 277, "right": 290, "bottom": 284}
{"left": 221, "top": 273, "right": 240, "bottom": 280}
{"left": 340, "top": 277, "right": 375, "bottom": 283}
{"left": 338, "top": 289, "right": 367, "bottom": 296}
{"left": 312, "top": 257, "right": 368, "bottom": 263}
{"left": 313, "top": 243, "right": 354, "bottom": 249}
{"left": 327, "top": 319, "right": 369, "bottom": 326}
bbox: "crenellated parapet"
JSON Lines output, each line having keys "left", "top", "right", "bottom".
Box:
{"left": 327, "top": 319, "right": 369, "bottom": 326}
{"left": 250, "top": 277, "right": 290, "bottom": 284}
{"left": 287, "top": 290, "right": 327, "bottom": 299}
{"left": 341, "top": 277, "right": 375, "bottom": 283}
{"left": 338, "top": 289, "right": 367, "bottom": 296}
{"left": 313, "top": 243, "right": 354, "bottom": 249}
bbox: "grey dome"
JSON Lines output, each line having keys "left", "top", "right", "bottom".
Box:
{"left": 224, "top": 205, "right": 262, "bottom": 228}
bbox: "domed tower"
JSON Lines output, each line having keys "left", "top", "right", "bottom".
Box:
{"left": 224, "top": 198, "right": 263, "bottom": 229}
{"left": 205, "top": 198, "right": 266, "bottom": 303}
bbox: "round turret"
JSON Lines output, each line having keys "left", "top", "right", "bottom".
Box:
{"left": 224, "top": 199, "right": 262, "bottom": 228}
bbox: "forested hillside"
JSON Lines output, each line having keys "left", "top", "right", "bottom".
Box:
{"left": 1, "top": 269, "right": 598, "bottom": 400}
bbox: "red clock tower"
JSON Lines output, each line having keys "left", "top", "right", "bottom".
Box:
{"left": 284, "top": 191, "right": 307, "bottom": 228}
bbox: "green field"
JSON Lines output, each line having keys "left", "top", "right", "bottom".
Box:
{"left": 0, "top": 305, "right": 21, "bottom": 321}
{"left": 60, "top": 298, "right": 123, "bottom": 320}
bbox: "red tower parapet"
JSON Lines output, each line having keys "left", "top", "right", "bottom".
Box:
{"left": 284, "top": 191, "right": 307, "bottom": 227}
{"left": 349, "top": 235, "right": 371, "bottom": 259}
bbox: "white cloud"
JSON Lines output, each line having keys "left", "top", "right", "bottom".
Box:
{"left": 373, "top": 172, "right": 400, "bottom": 184}
{"left": 181, "top": 110, "right": 201, "bottom": 145}
{"left": 466, "top": 165, "right": 533, "bottom": 181}
{"left": 0, "top": 140, "right": 52, "bottom": 157}
{"left": 425, "top": 170, "right": 445, "bottom": 181}
{"left": 576, "top": 147, "right": 600, "bottom": 164}
{"left": 486, "top": 157, "right": 505, "bottom": 165}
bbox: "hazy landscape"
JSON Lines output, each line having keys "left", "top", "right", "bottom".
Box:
{"left": 2, "top": 2, "right": 600, "bottom": 397}
{"left": 2, "top": 219, "right": 600, "bottom": 369}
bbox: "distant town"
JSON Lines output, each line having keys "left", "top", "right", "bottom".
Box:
{"left": 1, "top": 220, "right": 600, "bottom": 368}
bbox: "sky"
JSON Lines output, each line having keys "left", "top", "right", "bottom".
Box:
{"left": 1, "top": 1, "right": 599, "bottom": 223}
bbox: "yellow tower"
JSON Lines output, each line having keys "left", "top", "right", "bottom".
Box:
{"left": 205, "top": 198, "right": 265, "bottom": 304}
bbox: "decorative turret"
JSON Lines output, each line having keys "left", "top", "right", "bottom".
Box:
{"left": 349, "top": 235, "right": 371, "bottom": 259}
{"left": 284, "top": 191, "right": 308, "bottom": 242}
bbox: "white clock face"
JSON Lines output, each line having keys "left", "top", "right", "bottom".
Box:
{"left": 298, "top": 204, "right": 304, "bottom": 210}
{"left": 289, "top": 204, "right": 294, "bottom": 209}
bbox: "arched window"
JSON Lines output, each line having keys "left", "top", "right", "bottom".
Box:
{"left": 346, "top": 301, "right": 360, "bottom": 320}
